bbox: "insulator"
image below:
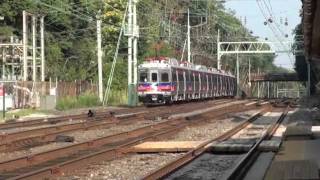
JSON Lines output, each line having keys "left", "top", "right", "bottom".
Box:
{"left": 265, "top": 37, "right": 268, "bottom": 41}
{"left": 268, "top": 18, "right": 273, "bottom": 23}
{"left": 264, "top": 21, "right": 268, "bottom": 25}
{"left": 285, "top": 17, "right": 288, "bottom": 26}
{"left": 285, "top": 34, "right": 289, "bottom": 38}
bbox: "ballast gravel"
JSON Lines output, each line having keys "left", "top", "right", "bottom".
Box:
{"left": 61, "top": 153, "right": 184, "bottom": 180}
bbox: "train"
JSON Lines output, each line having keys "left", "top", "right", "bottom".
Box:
{"left": 137, "top": 57, "right": 236, "bottom": 105}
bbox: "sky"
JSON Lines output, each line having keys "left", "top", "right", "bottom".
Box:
{"left": 225, "top": 0, "right": 302, "bottom": 70}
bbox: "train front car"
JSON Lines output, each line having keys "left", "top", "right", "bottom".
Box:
{"left": 138, "top": 57, "right": 174, "bottom": 105}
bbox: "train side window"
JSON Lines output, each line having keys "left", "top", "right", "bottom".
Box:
{"left": 195, "top": 74, "right": 199, "bottom": 82}
{"left": 151, "top": 73, "right": 158, "bottom": 82}
{"left": 172, "top": 71, "right": 177, "bottom": 82}
{"left": 178, "top": 73, "right": 184, "bottom": 81}
{"left": 186, "top": 71, "right": 190, "bottom": 82}
{"left": 161, "top": 72, "right": 169, "bottom": 82}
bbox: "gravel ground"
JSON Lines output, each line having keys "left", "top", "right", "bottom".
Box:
{"left": 0, "top": 142, "right": 71, "bottom": 162}
{"left": 61, "top": 153, "right": 184, "bottom": 180}
{"left": 60, "top": 110, "right": 260, "bottom": 179}
{"left": 165, "top": 153, "right": 243, "bottom": 180}
{"left": 0, "top": 99, "right": 250, "bottom": 179}
{"left": 167, "top": 110, "right": 260, "bottom": 141}
{"left": 0, "top": 119, "right": 86, "bottom": 134}
{"left": 0, "top": 100, "right": 238, "bottom": 163}
{"left": 0, "top": 120, "right": 161, "bottom": 162}
{"left": 67, "top": 120, "right": 161, "bottom": 143}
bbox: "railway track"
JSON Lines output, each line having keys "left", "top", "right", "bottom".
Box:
{"left": 0, "top": 99, "right": 262, "bottom": 179}
{"left": 143, "top": 105, "right": 289, "bottom": 180}
{"left": 0, "top": 99, "right": 232, "bottom": 152}
{"left": 0, "top": 98, "right": 230, "bottom": 131}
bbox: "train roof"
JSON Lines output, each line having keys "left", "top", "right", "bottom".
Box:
{"left": 139, "top": 57, "right": 235, "bottom": 77}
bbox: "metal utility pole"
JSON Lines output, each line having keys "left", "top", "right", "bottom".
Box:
{"left": 217, "top": 29, "right": 221, "bottom": 70}
{"left": 127, "top": 0, "right": 133, "bottom": 106}
{"left": 187, "top": 9, "right": 191, "bottom": 63}
{"left": 180, "top": 39, "right": 187, "bottom": 61}
{"left": 248, "top": 58, "right": 251, "bottom": 85}
{"left": 40, "top": 16, "right": 45, "bottom": 82}
{"left": 23, "top": 11, "right": 28, "bottom": 81}
{"left": 267, "top": 81, "right": 270, "bottom": 98}
{"left": 307, "top": 61, "right": 311, "bottom": 96}
{"left": 248, "top": 58, "right": 251, "bottom": 96}
{"left": 133, "top": 0, "right": 138, "bottom": 104}
{"left": 96, "top": 11, "right": 103, "bottom": 102}
{"left": 32, "top": 15, "right": 36, "bottom": 81}
{"left": 236, "top": 53, "right": 240, "bottom": 97}
{"left": 126, "top": 0, "right": 139, "bottom": 106}
{"left": 257, "top": 68, "right": 260, "bottom": 98}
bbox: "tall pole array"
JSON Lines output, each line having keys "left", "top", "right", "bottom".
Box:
{"left": 236, "top": 53, "right": 240, "bottom": 97}
{"left": 133, "top": 0, "right": 138, "bottom": 93}
{"left": 307, "top": 61, "right": 311, "bottom": 96}
{"left": 22, "top": 11, "right": 28, "bottom": 81}
{"left": 217, "top": 29, "right": 221, "bottom": 70}
{"left": 96, "top": 11, "right": 103, "bottom": 102}
{"left": 126, "top": 0, "right": 139, "bottom": 106}
{"left": 187, "top": 9, "right": 191, "bottom": 63}
{"left": 40, "top": 16, "right": 45, "bottom": 82}
{"left": 32, "top": 15, "right": 36, "bottom": 81}
{"left": 22, "top": 11, "right": 46, "bottom": 81}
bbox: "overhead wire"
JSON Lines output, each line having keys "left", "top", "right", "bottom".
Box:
{"left": 256, "top": 0, "right": 294, "bottom": 65}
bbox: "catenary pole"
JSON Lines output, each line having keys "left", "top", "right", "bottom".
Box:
{"left": 97, "top": 11, "right": 103, "bottom": 102}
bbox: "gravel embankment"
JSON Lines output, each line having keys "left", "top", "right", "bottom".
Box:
{"left": 0, "top": 120, "right": 162, "bottom": 162}
{"left": 167, "top": 110, "right": 260, "bottom": 141}
{"left": 166, "top": 153, "right": 243, "bottom": 180}
{"left": 61, "top": 153, "right": 184, "bottom": 180}
{"left": 61, "top": 110, "right": 260, "bottom": 179}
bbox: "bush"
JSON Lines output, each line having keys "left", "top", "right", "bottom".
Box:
{"left": 56, "top": 93, "right": 101, "bottom": 111}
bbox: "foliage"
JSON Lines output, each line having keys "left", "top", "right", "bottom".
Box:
{"left": 0, "top": 0, "right": 283, "bottom": 99}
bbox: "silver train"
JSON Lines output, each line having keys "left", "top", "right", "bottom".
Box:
{"left": 138, "top": 57, "right": 236, "bottom": 105}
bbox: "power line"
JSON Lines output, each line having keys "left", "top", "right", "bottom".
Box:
{"left": 256, "top": 0, "right": 294, "bottom": 66}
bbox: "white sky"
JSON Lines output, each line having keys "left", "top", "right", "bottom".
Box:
{"left": 225, "top": 0, "right": 302, "bottom": 70}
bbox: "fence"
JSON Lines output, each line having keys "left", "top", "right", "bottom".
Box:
{"left": 3, "top": 80, "right": 97, "bottom": 109}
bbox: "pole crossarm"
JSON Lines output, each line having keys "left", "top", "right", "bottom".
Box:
{"left": 219, "top": 41, "right": 274, "bottom": 54}
{"left": 218, "top": 41, "right": 304, "bottom": 55}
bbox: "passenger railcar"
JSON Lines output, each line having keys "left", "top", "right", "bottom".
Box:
{"left": 138, "top": 57, "right": 236, "bottom": 105}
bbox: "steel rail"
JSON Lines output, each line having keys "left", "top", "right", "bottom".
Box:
{"left": 0, "top": 99, "right": 230, "bottom": 130}
{"left": 142, "top": 106, "right": 272, "bottom": 180}
{"left": 1, "top": 100, "right": 261, "bottom": 179}
{"left": 0, "top": 100, "right": 232, "bottom": 152}
{"left": 0, "top": 119, "right": 186, "bottom": 176}
{"left": 0, "top": 112, "right": 146, "bottom": 152}
{"left": 221, "top": 106, "right": 289, "bottom": 180}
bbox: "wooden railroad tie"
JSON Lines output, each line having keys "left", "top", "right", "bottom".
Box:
{"left": 128, "top": 141, "right": 205, "bottom": 153}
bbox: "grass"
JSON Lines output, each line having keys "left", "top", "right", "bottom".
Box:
{"left": 106, "top": 89, "right": 128, "bottom": 106}
{"left": 0, "top": 109, "right": 51, "bottom": 122}
{"left": 56, "top": 93, "right": 101, "bottom": 111}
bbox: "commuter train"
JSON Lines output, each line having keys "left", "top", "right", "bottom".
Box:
{"left": 138, "top": 57, "right": 236, "bottom": 105}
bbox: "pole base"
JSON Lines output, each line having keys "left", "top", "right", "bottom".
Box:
{"left": 128, "top": 84, "right": 138, "bottom": 107}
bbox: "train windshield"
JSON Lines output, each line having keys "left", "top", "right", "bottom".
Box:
{"left": 139, "top": 72, "right": 148, "bottom": 82}
{"left": 139, "top": 69, "right": 163, "bottom": 83}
